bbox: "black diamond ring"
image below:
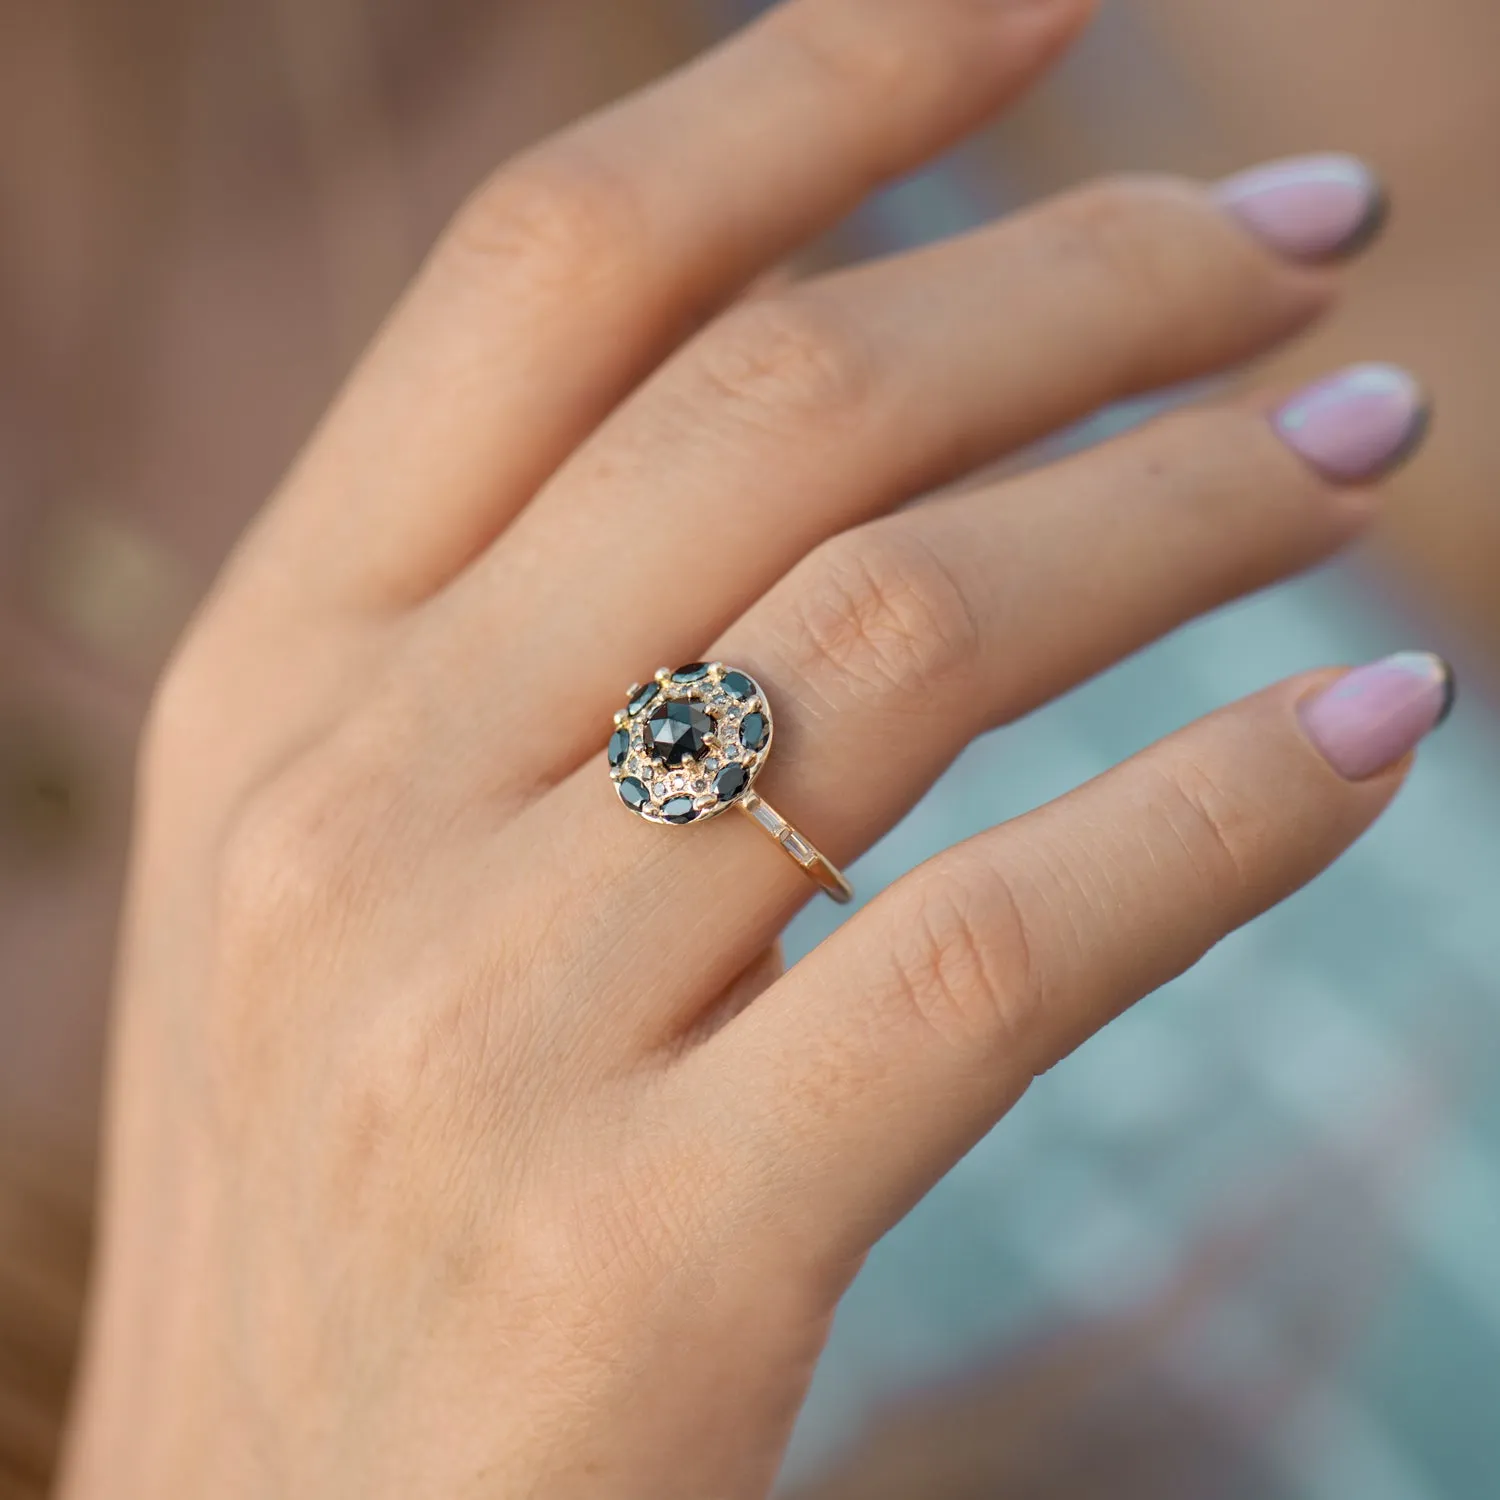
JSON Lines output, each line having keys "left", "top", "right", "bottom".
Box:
{"left": 607, "top": 662, "right": 853, "bottom": 903}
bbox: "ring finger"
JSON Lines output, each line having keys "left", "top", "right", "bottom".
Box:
{"left": 548, "top": 361, "right": 1430, "bottom": 1044}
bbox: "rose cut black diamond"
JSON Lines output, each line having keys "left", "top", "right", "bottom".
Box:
{"left": 645, "top": 700, "right": 715, "bottom": 767}
{"left": 618, "top": 777, "right": 650, "bottom": 810}
{"left": 606, "top": 728, "right": 630, "bottom": 768}
{"left": 720, "top": 670, "right": 756, "bottom": 701}
{"left": 715, "top": 764, "right": 749, "bottom": 802}
{"left": 670, "top": 662, "right": 712, "bottom": 683}
{"left": 739, "top": 712, "right": 768, "bottom": 751}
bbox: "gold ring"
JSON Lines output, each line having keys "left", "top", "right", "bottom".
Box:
{"left": 607, "top": 662, "right": 853, "bottom": 904}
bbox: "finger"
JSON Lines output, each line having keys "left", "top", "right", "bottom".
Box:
{"left": 682, "top": 655, "right": 1455, "bottom": 1263}
{"left": 440, "top": 165, "right": 1374, "bottom": 775}
{"left": 540, "top": 365, "right": 1429, "bottom": 1041}
{"left": 236, "top": 0, "right": 1096, "bottom": 616}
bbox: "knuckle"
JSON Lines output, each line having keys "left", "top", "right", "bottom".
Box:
{"left": 778, "top": 525, "right": 979, "bottom": 708}
{"left": 140, "top": 645, "right": 211, "bottom": 777}
{"left": 217, "top": 780, "right": 342, "bottom": 943}
{"left": 200, "top": 768, "right": 368, "bottom": 1128}
{"left": 1043, "top": 173, "right": 1199, "bottom": 309}
{"left": 1151, "top": 755, "right": 1264, "bottom": 906}
{"left": 769, "top": 6, "right": 936, "bottom": 104}
{"left": 447, "top": 146, "right": 641, "bottom": 295}
{"left": 880, "top": 856, "right": 1037, "bottom": 1058}
{"left": 210, "top": 681, "right": 440, "bottom": 950}
{"left": 215, "top": 751, "right": 382, "bottom": 951}
{"left": 693, "top": 293, "right": 875, "bottom": 434}
{"left": 141, "top": 617, "right": 256, "bottom": 783}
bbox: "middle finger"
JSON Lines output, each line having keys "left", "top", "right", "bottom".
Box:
{"left": 422, "top": 164, "right": 1372, "bottom": 778}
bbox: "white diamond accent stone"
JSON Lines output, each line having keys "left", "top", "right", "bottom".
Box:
{"left": 747, "top": 802, "right": 784, "bottom": 836}
{"left": 783, "top": 832, "right": 814, "bottom": 862}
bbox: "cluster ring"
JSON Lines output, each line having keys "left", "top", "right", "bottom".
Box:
{"left": 606, "top": 662, "right": 853, "bottom": 903}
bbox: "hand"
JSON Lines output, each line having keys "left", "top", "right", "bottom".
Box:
{"left": 60, "top": 2, "right": 1448, "bottom": 1495}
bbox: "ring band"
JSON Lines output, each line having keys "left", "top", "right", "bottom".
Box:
{"left": 736, "top": 791, "right": 854, "bottom": 903}
{"left": 606, "top": 661, "right": 853, "bottom": 903}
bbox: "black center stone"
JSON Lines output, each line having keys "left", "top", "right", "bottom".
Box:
{"left": 645, "top": 700, "right": 715, "bottom": 766}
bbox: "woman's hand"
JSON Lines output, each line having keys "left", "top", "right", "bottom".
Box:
{"left": 61, "top": 1, "right": 1447, "bottom": 1495}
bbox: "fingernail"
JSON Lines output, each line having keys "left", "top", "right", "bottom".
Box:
{"left": 1274, "top": 364, "right": 1430, "bottom": 483}
{"left": 1300, "top": 652, "right": 1456, "bottom": 781}
{"left": 1215, "top": 153, "right": 1388, "bottom": 263}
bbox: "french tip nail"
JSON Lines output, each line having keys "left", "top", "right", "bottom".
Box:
{"left": 1300, "top": 651, "right": 1454, "bottom": 781}
{"left": 1387, "top": 396, "right": 1434, "bottom": 474}
{"left": 1435, "top": 656, "right": 1459, "bottom": 728}
{"left": 1274, "top": 364, "right": 1430, "bottom": 484}
{"left": 1334, "top": 177, "right": 1392, "bottom": 262}
{"left": 1215, "top": 153, "right": 1387, "bottom": 265}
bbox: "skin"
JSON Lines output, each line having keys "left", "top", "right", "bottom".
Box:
{"left": 57, "top": 0, "right": 1420, "bottom": 1495}
{"left": 0, "top": 0, "right": 705, "bottom": 1177}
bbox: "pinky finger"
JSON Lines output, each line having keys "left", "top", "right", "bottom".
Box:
{"left": 683, "top": 654, "right": 1455, "bottom": 1263}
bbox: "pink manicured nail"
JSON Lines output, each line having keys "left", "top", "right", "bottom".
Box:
{"left": 1274, "top": 364, "right": 1430, "bottom": 483}
{"left": 1215, "top": 153, "right": 1387, "bottom": 263}
{"left": 1299, "top": 652, "right": 1456, "bottom": 781}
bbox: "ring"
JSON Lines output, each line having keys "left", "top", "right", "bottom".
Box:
{"left": 607, "top": 662, "right": 853, "bottom": 904}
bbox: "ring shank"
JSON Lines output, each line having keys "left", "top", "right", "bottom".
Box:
{"left": 738, "top": 792, "right": 853, "bottom": 904}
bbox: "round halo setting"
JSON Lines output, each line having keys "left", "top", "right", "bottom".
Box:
{"left": 608, "top": 662, "right": 773, "bottom": 823}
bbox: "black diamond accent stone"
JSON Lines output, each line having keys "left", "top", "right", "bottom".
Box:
{"left": 662, "top": 796, "right": 698, "bottom": 824}
{"left": 715, "top": 764, "right": 749, "bottom": 802}
{"left": 607, "top": 728, "right": 630, "bottom": 768}
{"left": 627, "top": 682, "right": 661, "bottom": 716}
{"left": 739, "top": 712, "right": 768, "bottom": 751}
{"left": 671, "top": 662, "right": 711, "bottom": 683}
{"left": 721, "top": 670, "right": 756, "bottom": 700}
{"left": 618, "top": 777, "right": 650, "bottom": 811}
{"left": 645, "top": 700, "right": 715, "bottom": 767}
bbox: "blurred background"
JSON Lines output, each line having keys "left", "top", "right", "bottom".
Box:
{"left": 3, "top": 1, "right": 1499, "bottom": 1495}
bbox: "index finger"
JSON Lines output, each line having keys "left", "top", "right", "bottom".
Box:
{"left": 240, "top": 0, "right": 1097, "bottom": 615}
